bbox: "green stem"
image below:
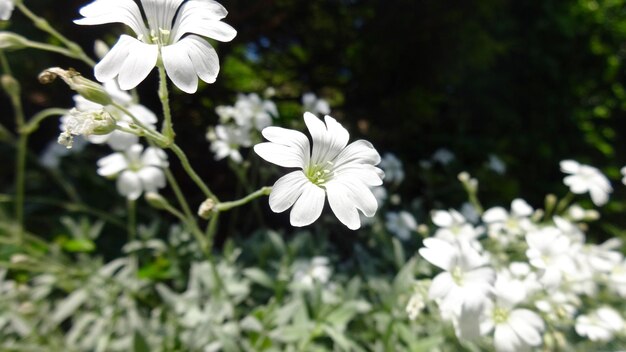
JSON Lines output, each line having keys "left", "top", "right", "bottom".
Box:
{"left": 170, "top": 143, "right": 219, "bottom": 202}
{"left": 20, "top": 108, "right": 68, "bottom": 135}
{"left": 16, "top": 2, "right": 95, "bottom": 67}
{"left": 23, "top": 40, "right": 87, "bottom": 61}
{"left": 216, "top": 187, "right": 271, "bottom": 212}
{"left": 127, "top": 199, "right": 136, "bottom": 243}
{"left": 15, "top": 134, "right": 27, "bottom": 243}
{"left": 157, "top": 64, "right": 174, "bottom": 141}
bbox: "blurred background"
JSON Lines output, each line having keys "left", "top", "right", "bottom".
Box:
{"left": 2, "top": 0, "right": 626, "bottom": 245}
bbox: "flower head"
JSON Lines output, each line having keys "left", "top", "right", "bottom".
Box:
{"left": 0, "top": 0, "right": 14, "bottom": 21}
{"left": 560, "top": 160, "right": 612, "bottom": 206}
{"left": 302, "top": 92, "right": 330, "bottom": 116}
{"left": 254, "top": 112, "right": 384, "bottom": 230}
{"left": 379, "top": 152, "right": 404, "bottom": 184}
{"left": 575, "top": 307, "right": 625, "bottom": 342}
{"left": 97, "top": 144, "right": 168, "bottom": 200}
{"left": 207, "top": 124, "right": 252, "bottom": 163}
{"left": 385, "top": 211, "right": 418, "bottom": 240}
{"left": 76, "top": 0, "right": 237, "bottom": 93}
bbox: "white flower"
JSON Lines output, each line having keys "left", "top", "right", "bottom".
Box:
{"left": 460, "top": 202, "right": 480, "bottom": 223}
{"left": 76, "top": 0, "right": 237, "bottom": 93}
{"left": 431, "top": 148, "right": 455, "bottom": 165}
{"left": 419, "top": 238, "right": 495, "bottom": 317}
{"left": 233, "top": 93, "right": 278, "bottom": 130}
{"left": 525, "top": 226, "right": 577, "bottom": 287}
{"left": 621, "top": 166, "right": 626, "bottom": 185}
{"left": 40, "top": 139, "right": 86, "bottom": 169}
{"left": 292, "top": 256, "right": 332, "bottom": 289}
{"left": 302, "top": 92, "right": 330, "bottom": 116}
{"left": 609, "top": 259, "right": 626, "bottom": 298}
{"left": 58, "top": 108, "right": 116, "bottom": 148}
{"left": 560, "top": 160, "right": 612, "bottom": 206}
{"left": 62, "top": 81, "right": 158, "bottom": 151}
{"left": 379, "top": 153, "right": 404, "bottom": 184}
{"left": 575, "top": 307, "right": 625, "bottom": 342}
{"left": 207, "top": 124, "right": 252, "bottom": 163}
{"left": 406, "top": 291, "right": 426, "bottom": 321}
{"left": 0, "top": 0, "right": 14, "bottom": 21}
{"left": 482, "top": 199, "right": 535, "bottom": 241}
{"left": 254, "top": 112, "right": 384, "bottom": 230}
{"left": 97, "top": 144, "right": 168, "bottom": 200}
{"left": 487, "top": 154, "right": 506, "bottom": 175}
{"left": 385, "top": 211, "right": 417, "bottom": 240}
{"left": 480, "top": 276, "right": 545, "bottom": 352}
{"left": 432, "top": 209, "right": 482, "bottom": 244}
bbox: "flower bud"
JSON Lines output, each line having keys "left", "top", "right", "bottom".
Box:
{"left": 145, "top": 192, "right": 169, "bottom": 210}
{"left": 198, "top": 199, "right": 216, "bottom": 219}
{"left": 59, "top": 108, "right": 116, "bottom": 149}
{"left": 39, "top": 67, "right": 112, "bottom": 106}
{"left": 1, "top": 74, "right": 20, "bottom": 96}
{"left": 0, "top": 32, "right": 28, "bottom": 50}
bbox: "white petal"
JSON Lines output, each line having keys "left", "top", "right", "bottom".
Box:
{"left": 289, "top": 182, "right": 326, "bottom": 227}
{"left": 137, "top": 166, "right": 166, "bottom": 193}
{"left": 432, "top": 210, "right": 453, "bottom": 227}
{"left": 142, "top": 147, "right": 168, "bottom": 168}
{"left": 494, "top": 324, "right": 520, "bottom": 352}
{"left": 95, "top": 35, "right": 158, "bottom": 90}
{"left": 184, "top": 36, "right": 220, "bottom": 84}
{"left": 97, "top": 153, "right": 128, "bottom": 177}
{"left": 162, "top": 41, "right": 199, "bottom": 93}
{"left": 305, "top": 113, "right": 349, "bottom": 165}
{"left": 0, "top": 1, "right": 14, "bottom": 20}
{"left": 482, "top": 207, "right": 508, "bottom": 223}
{"left": 511, "top": 199, "right": 533, "bottom": 217}
{"left": 126, "top": 104, "right": 158, "bottom": 126}
{"left": 117, "top": 171, "right": 142, "bottom": 200}
{"left": 559, "top": 159, "right": 580, "bottom": 174}
{"left": 333, "top": 140, "right": 381, "bottom": 169}
{"left": 99, "top": 131, "right": 137, "bottom": 151}
{"left": 75, "top": 0, "right": 149, "bottom": 38}
{"left": 429, "top": 272, "right": 454, "bottom": 300}
{"left": 254, "top": 127, "right": 310, "bottom": 168}
{"left": 140, "top": 0, "right": 184, "bottom": 32}
{"left": 326, "top": 178, "right": 378, "bottom": 229}
{"left": 173, "top": 17, "right": 237, "bottom": 43}
{"left": 509, "top": 309, "right": 544, "bottom": 346}
{"left": 589, "top": 186, "right": 609, "bottom": 206}
{"left": 419, "top": 238, "right": 456, "bottom": 271}
{"left": 268, "top": 171, "right": 309, "bottom": 213}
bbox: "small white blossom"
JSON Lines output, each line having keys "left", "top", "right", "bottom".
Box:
{"left": 385, "top": 211, "right": 417, "bottom": 240}
{"left": 431, "top": 148, "right": 455, "bottom": 165}
{"left": 76, "top": 0, "right": 237, "bottom": 93}
{"left": 609, "top": 259, "right": 626, "bottom": 298}
{"left": 487, "top": 154, "right": 506, "bottom": 175}
{"left": 59, "top": 108, "right": 116, "bottom": 149}
{"left": 483, "top": 199, "right": 535, "bottom": 241}
{"left": 575, "top": 307, "right": 625, "bottom": 342}
{"left": 460, "top": 202, "right": 480, "bottom": 223}
{"left": 302, "top": 92, "right": 330, "bottom": 116}
{"left": 560, "top": 160, "right": 612, "bottom": 206}
{"left": 97, "top": 144, "right": 168, "bottom": 200}
{"left": 0, "top": 0, "right": 14, "bottom": 20}
{"left": 379, "top": 153, "right": 404, "bottom": 184}
{"left": 566, "top": 204, "right": 599, "bottom": 222}
{"left": 233, "top": 93, "right": 278, "bottom": 131}
{"left": 292, "top": 256, "right": 332, "bottom": 290}
{"left": 254, "top": 112, "right": 384, "bottom": 230}
{"left": 621, "top": 166, "right": 626, "bottom": 185}
{"left": 207, "top": 124, "right": 252, "bottom": 163}
{"left": 525, "top": 226, "right": 577, "bottom": 287}
{"left": 419, "top": 238, "right": 495, "bottom": 317}
{"left": 432, "top": 209, "right": 482, "bottom": 244}
{"left": 406, "top": 287, "right": 427, "bottom": 320}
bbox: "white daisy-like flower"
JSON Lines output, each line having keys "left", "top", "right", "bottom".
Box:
{"left": 482, "top": 199, "right": 535, "bottom": 239}
{"left": 233, "top": 93, "right": 278, "bottom": 131}
{"left": 525, "top": 226, "right": 577, "bottom": 288}
{"left": 0, "top": 0, "right": 14, "bottom": 21}
{"left": 385, "top": 211, "right": 417, "bottom": 240}
{"left": 432, "top": 209, "right": 482, "bottom": 244}
{"left": 62, "top": 81, "right": 158, "bottom": 151}
{"left": 379, "top": 152, "right": 405, "bottom": 184}
{"left": 302, "top": 92, "right": 331, "bottom": 116}
{"left": 97, "top": 144, "right": 168, "bottom": 200}
{"left": 207, "top": 124, "right": 252, "bottom": 163}
{"left": 575, "top": 307, "right": 625, "bottom": 342}
{"left": 292, "top": 256, "right": 332, "bottom": 290}
{"left": 75, "top": 0, "right": 237, "bottom": 93}
{"left": 254, "top": 112, "right": 384, "bottom": 230}
{"left": 480, "top": 276, "right": 545, "bottom": 352}
{"left": 419, "top": 238, "right": 495, "bottom": 317}
{"left": 560, "top": 160, "right": 612, "bottom": 206}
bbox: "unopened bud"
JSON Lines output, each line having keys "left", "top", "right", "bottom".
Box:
{"left": 39, "top": 67, "right": 112, "bottom": 105}
{"left": 145, "top": 192, "right": 169, "bottom": 209}
{"left": 1, "top": 74, "right": 20, "bottom": 96}
{"left": 0, "top": 32, "right": 28, "bottom": 50}
{"left": 93, "top": 40, "right": 109, "bottom": 59}
{"left": 59, "top": 108, "right": 116, "bottom": 149}
{"left": 198, "top": 199, "right": 216, "bottom": 219}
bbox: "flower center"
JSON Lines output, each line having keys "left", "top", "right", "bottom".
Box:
{"left": 451, "top": 266, "right": 464, "bottom": 285}
{"left": 493, "top": 306, "right": 510, "bottom": 324}
{"left": 306, "top": 161, "right": 334, "bottom": 186}
{"left": 149, "top": 28, "right": 171, "bottom": 45}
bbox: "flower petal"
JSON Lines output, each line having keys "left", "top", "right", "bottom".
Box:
{"left": 184, "top": 35, "right": 220, "bottom": 84}
{"left": 162, "top": 41, "right": 199, "bottom": 93}
{"left": 97, "top": 152, "right": 128, "bottom": 177}
{"left": 137, "top": 166, "right": 166, "bottom": 193}
{"left": 305, "top": 113, "right": 349, "bottom": 165}
{"left": 268, "top": 171, "right": 309, "bottom": 213}
{"left": 254, "top": 127, "right": 310, "bottom": 168}
{"left": 95, "top": 35, "right": 158, "bottom": 90}
{"left": 326, "top": 178, "right": 378, "bottom": 228}
{"left": 140, "top": 0, "right": 184, "bottom": 31}
{"left": 75, "top": 0, "right": 149, "bottom": 38}
{"left": 117, "top": 170, "right": 142, "bottom": 200}
{"left": 289, "top": 182, "right": 326, "bottom": 227}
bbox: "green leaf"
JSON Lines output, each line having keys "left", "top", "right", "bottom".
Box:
{"left": 324, "top": 301, "right": 360, "bottom": 331}
{"left": 243, "top": 267, "right": 275, "bottom": 288}
{"left": 133, "top": 330, "right": 151, "bottom": 352}
{"left": 62, "top": 239, "right": 95, "bottom": 253}
{"left": 392, "top": 237, "right": 406, "bottom": 270}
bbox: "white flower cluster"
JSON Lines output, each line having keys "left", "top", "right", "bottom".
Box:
{"left": 415, "top": 163, "right": 626, "bottom": 351}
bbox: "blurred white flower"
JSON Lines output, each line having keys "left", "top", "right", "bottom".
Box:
{"left": 0, "top": 0, "right": 14, "bottom": 20}
{"left": 575, "top": 307, "right": 625, "bottom": 342}
{"left": 487, "top": 154, "right": 506, "bottom": 175}
{"left": 566, "top": 204, "right": 599, "bottom": 222}
{"left": 40, "top": 139, "right": 87, "bottom": 169}
{"left": 62, "top": 81, "right": 158, "bottom": 151}
{"left": 385, "top": 211, "right": 417, "bottom": 240}
{"left": 292, "top": 256, "right": 332, "bottom": 290}
{"left": 621, "top": 166, "right": 626, "bottom": 185}
{"left": 432, "top": 209, "right": 482, "bottom": 244}
{"left": 379, "top": 153, "right": 404, "bottom": 184}
{"left": 207, "top": 124, "right": 252, "bottom": 163}
{"left": 431, "top": 148, "right": 455, "bottom": 165}
{"left": 460, "top": 202, "right": 480, "bottom": 223}
{"left": 302, "top": 92, "right": 330, "bottom": 116}
{"left": 560, "top": 160, "right": 612, "bottom": 206}
{"left": 525, "top": 226, "right": 576, "bottom": 287}
{"left": 609, "top": 259, "right": 626, "bottom": 298}
{"left": 76, "top": 0, "right": 236, "bottom": 93}
{"left": 406, "top": 290, "right": 426, "bottom": 320}
{"left": 254, "top": 113, "right": 384, "bottom": 230}
{"left": 482, "top": 199, "right": 535, "bottom": 241}
{"left": 97, "top": 144, "right": 168, "bottom": 200}
{"left": 419, "top": 238, "right": 495, "bottom": 317}
{"left": 480, "top": 276, "right": 545, "bottom": 352}
{"left": 233, "top": 93, "right": 278, "bottom": 130}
